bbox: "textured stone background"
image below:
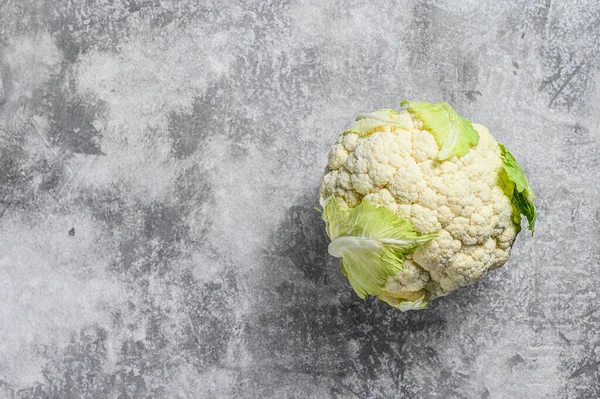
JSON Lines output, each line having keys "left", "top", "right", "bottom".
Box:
{"left": 0, "top": 1, "right": 598, "bottom": 398}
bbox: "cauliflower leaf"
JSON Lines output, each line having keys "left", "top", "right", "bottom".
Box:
{"left": 379, "top": 290, "right": 430, "bottom": 311}
{"left": 324, "top": 197, "right": 436, "bottom": 299}
{"left": 344, "top": 109, "right": 407, "bottom": 137}
{"left": 321, "top": 196, "right": 350, "bottom": 240}
{"left": 401, "top": 100, "right": 480, "bottom": 160}
{"left": 498, "top": 143, "right": 537, "bottom": 233}
{"left": 392, "top": 296, "right": 429, "bottom": 311}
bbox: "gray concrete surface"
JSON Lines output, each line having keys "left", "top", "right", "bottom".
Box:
{"left": 0, "top": 1, "right": 599, "bottom": 398}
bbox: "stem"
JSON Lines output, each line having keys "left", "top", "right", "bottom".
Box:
{"left": 328, "top": 236, "right": 380, "bottom": 258}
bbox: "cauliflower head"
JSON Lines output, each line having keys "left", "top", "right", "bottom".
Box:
{"left": 319, "top": 101, "right": 536, "bottom": 311}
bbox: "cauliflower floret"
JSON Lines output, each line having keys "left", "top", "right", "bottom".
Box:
{"left": 328, "top": 144, "right": 349, "bottom": 170}
{"left": 320, "top": 109, "right": 521, "bottom": 302}
{"left": 363, "top": 189, "right": 398, "bottom": 213}
{"left": 380, "top": 259, "right": 430, "bottom": 304}
{"left": 342, "top": 133, "right": 359, "bottom": 151}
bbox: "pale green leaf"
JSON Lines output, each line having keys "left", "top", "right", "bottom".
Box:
{"left": 344, "top": 108, "right": 407, "bottom": 137}
{"left": 325, "top": 198, "right": 436, "bottom": 299}
{"left": 322, "top": 196, "right": 350, "bottom": 239}
{"left": 401, "top": 100, "right": 479, "bottom": 160}
{"left": 392, "top": 296, "right": 429, "bottom": 311}
{"left": 355, "top": 109, "right": 399, "bottom": 123}
{"left": 498, "top": 143, "right": 536, "bottom": 233}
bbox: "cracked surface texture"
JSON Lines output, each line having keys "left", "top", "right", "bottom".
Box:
{"left": 0, "top": 0, "right": 599, "bottom": 398}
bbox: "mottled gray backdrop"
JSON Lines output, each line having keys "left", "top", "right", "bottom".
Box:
{"left": 0, "top": 1, "right": 598, "bottom": 398}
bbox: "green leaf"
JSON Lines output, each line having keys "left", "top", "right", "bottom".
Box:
{"left": 344, "top": 108, "right": 407, "bottom": 137}
{"left": 355, "top": 109, "right": 399, "bottom": 123}
{"left": 401, "top": 100, "right": 480, "bottom": 160}
{"left": 324, "top": 197, "right": 437, "bottom": 299}
{"left": 498, "top": 143, "right": 536, "bottom": 233}
{"left": 392, "top": 296, "right": 429, "bottom": 311}
{"left": 379, "top": 290, "right": 430, "bottom": 311}
{"left": 322, "top": 196, "right": 350, "bottom": 240}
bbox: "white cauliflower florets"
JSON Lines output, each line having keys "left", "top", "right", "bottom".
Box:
{"left": 320, "top": 110, "right": 517, "bottom": 302}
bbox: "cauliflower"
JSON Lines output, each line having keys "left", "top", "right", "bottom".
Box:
{"left": 319, "top": 101, "right": 536, "bottom": 311}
